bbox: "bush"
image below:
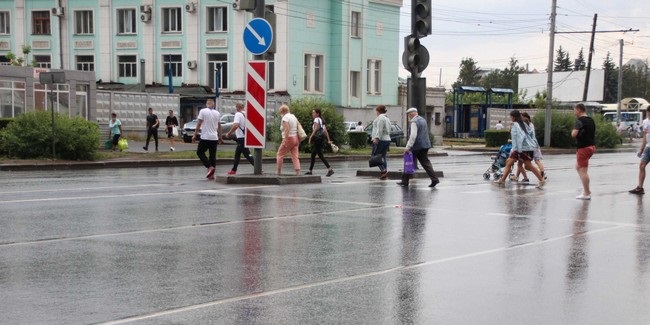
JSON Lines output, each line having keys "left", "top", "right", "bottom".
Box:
{"left": 484, "top": 130, "right": 510, "bottom": 147}
{"left": 0, "top": 118, "right": 14, "bottom": 130}
{"left": 532, "top": 111, "right": 620, "bottom": 149}
{"left": 348, "top": 131, "right": 367, "bottom": 149}
{"left": 0, "top": 111, "right": 100, "bottom": 160}
{"left": 270, "top": 97, "right": 346, "bottom": 153}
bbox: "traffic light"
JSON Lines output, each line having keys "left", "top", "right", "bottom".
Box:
{"left": 412, "top": 0, "right": 432, "bottom": 38}
{"left": 404, "top": 35, "right": 420, "bottom": 70}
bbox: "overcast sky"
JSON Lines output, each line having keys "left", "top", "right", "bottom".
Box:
{"left": 398, "top": 0, "right": 650, "bottom": 89}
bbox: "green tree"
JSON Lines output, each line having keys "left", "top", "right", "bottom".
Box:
{"left": 453, "top": 57, "right": 481, "bottom": 89}
{"left": 622, "top": 61, "right": 649, "bottom": 100}
{"left": 602, "top": 52, "right": 618, "bottom": 103}
{"left": 574, "top": 48, "right": 586, "bottom": 71}
{"left": 502, "top": 57, "right": 525, "bottom": 92}
{"left": 554, "top": 46, "right": 573, "bottom": 72}
{"left": 5, "top": 45, "right": 33, "bottom": 67}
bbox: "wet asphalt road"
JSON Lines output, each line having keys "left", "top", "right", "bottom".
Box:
{"left": 1, "top": 150, "right": 649, "bottom": 325}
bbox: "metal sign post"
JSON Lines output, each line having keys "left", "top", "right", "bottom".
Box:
{"left": 39, "top": 71, "right": 65, "bottom": 159}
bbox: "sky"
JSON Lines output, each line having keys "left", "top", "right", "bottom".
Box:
{"left": 398, "top": 0, "right": 650, "bottom": 90}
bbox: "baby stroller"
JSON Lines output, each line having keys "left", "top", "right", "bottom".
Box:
{"left": 483, "top": 142, "right": 511, "bottom": 180}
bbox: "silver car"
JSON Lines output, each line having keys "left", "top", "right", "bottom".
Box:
{"left": 181, "top": 113, "right": 235, "bottom": 143}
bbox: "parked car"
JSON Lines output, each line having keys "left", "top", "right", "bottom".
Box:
{"left": 364, "top": 121, "right": 404, "bottom": 146}
{"left": 181, "top": 113, "right": 235, "bottom": 143}
{"left": 344, "top": 121, "right": 358, "bottom": 132}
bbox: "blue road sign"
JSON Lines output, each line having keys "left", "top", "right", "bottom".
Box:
{"left": 243, "top": 18, "right": 273, "bottom": 55}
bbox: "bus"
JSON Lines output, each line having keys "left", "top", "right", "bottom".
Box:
{"left": 603, "top": 111, "right": 642, "bottom": 128}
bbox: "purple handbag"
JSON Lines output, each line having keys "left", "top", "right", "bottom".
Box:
{"left": 404, "top": 152, "right": 415, "bottom": 174}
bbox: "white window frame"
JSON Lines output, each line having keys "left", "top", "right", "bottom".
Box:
{"left": 76, "top": 55, "right": 94, "bottom": 71}
{"left": 367, "top": 59, "right": 382, "bottom": 95}
{"left": 207, "top": 53, "right": 228, "bottom": 90}
{"left": 351, "top": 11, "right": 361, "bottom": 38}
{"left": 33, "top": 55, "right": 51, "bottom": 68}
{"left": 163, "top": 54, "right": 183, "bottom": 78}
{"left": 304, "top": 54, "right": 324, "bottom": 93}
{"left": 74, "top": 10, "right": 94, "bottom": 35}
{"left": 350, "top": 71, "right": 360, "bottom": 98}
{"left": 0, "top": 11, "right": 10, "bottom": 35}
{"left": 206, "top": 6, "right": 227, "bottom": 32}
{"left": 118, "top": 55, "right": 137, "bottom": 78}
{"left": 117, "top": 8, "right": 136, "bottom": 34}
{"left": 162, "top": 7, "right": 182, "bottom": 33}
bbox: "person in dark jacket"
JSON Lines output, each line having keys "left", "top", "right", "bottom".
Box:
{"left": 397, "top": 108, "right": 440, "bottom": 188}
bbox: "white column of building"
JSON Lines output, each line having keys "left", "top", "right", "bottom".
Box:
{"left": 98, "top": 0, "right": 112, "bottom": 81}
{"left": 184, "top": 1, "right": 199, "bottom": 84}
{"left": 142, "top": 1, "right": 155, "bottom": 84}
{"left": 59, "top": 0, "right": 69, "bottom": 69}
{"left": 233, "top": 9, "right": 248, "bottom": 92}
{"left": 274, "top": 1, "right": 288, "bottom": 92}
{"left": 14, "top": 0, "right": 25, "bottom": 53}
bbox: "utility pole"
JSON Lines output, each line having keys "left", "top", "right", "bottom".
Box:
{"left": 617, "top": 39, "right": 623, "bottom": 120}
{"left": 582, "top": 14, "right": 597, "bottom": 102}
{"left": 544, "top": 0, "right": 557, "bottom": 148}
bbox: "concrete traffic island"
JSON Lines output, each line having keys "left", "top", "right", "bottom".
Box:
{"left": 215, "top": 174, "right": 322, "bottom": 185}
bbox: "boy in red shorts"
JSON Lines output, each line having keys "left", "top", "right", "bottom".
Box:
{"left": 571, "top": 103, "right": 596, "bottom": 200}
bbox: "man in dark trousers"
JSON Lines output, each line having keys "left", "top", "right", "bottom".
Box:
{"left": 143, "top": 107, "right": 159, "bottom": 151}
{"left": 571, "top": 103, "right": 596, "bottom": 200}
{"left": 225, "top": 102, "right": 255, "bottom": 175}
{"left": 397, "top": 107, "right": 440, "bottom": 188}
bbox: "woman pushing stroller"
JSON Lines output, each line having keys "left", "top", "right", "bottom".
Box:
{"left": 493, "top": 110, "right": 546, "bottom": 189}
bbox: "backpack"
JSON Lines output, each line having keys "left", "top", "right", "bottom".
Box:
{"left": 313, "top": 118, "right": 326, "bottom": 142}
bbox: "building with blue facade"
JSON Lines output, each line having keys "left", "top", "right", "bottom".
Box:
{"left": 0, "top": 0, "right": 401, "bottom": 117}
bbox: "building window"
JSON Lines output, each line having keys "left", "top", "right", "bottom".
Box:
{"left": 117, "top": 9, "right": 136, "bottom": 34}
{"left": 350, "top": 71, "right": 360, "bottom": 98}
{"left": 207, "top": 53, "right": 228, "bottom": 89}
{"left": 304, "top": 54, "right": 324, "bottom": 93}
{"left": 163, "top": 55, "right": 183, "bottom": 77}
{"left": 162, "top": 7, "right": 182, "bottom": 33}
{"left": 0, "top": 11, "right": 10, "bottom": 34}
{"left": 367, "top": 59, "right": 382, "bottom": 95}
{"left": 33, "top": 55, "right": 51, "bottom": 68}
{"left": 207, "top": 7, "right": 227, "bottom": 32}
{"left": 32, "top": 11, "right": 50, "bottom": 35}
{"left": 351, "top": 11, "right": 361, "bottom": 37}
{"left": 74, "top": 10, "right": 94, "bottom": 35}
{"left": 76, "top": 55, "right": 94, "bottom": 71}
{"left": 118, "top": 55, "right": 137, "bottom": 77}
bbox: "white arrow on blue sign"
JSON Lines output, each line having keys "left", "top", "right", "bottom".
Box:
{"left": 243, "top": 18, "right": 273, "bottom": 55}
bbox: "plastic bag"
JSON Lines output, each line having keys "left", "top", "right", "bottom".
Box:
{"left": 172, "top": 126, "right": 179, "bottom": 137}
{"left": 117, "top": 138, "right": 129, "bottom": 151}
{"left": 104, "top": 139, "right": 113, "bottom": 150}
{"left": 403, "top": 152, "right": 415, "bottom": 174}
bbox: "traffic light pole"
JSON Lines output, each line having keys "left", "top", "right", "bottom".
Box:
{"left": 252, "top": 0, "right": 265, "bottom": 175}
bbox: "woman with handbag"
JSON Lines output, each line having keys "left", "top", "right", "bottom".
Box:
{"left": 165, "top": 110, "right": 179, "bottom": 151}
{"left": 306, "top": 109, "right": 334, "bottom": 177}
{"left": 371, "top": 105, "right": 392, "bottom": 179}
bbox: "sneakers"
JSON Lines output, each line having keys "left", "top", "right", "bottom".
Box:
{"left": 535, "top": 180, "right": 546, "bottom": 189}
{"left": 305, "top": 171, "right": 313, "bottom": 175}
{"left": 227, "top": 170, "right": 236, "bottom": 175}
{"left": 142, "top": 146, "right": 148, "bottom": 151}
{"left": 521, "top": 179, "right": 530, "bottom": 183}
{"left": 379, "top": 170, "right": 388, "bottom": 180}
{"left": 206, "top": 167, "right": 215, "bottom": 179}
{"left": 629, "top": 187, "right": 645, "bottom": 195}
{"left": 170, "top": 147, "right": 175, "bottom": 151}
{"left": 326, "top": 170, "right": 335, "bottom": 177}
{"left": 397, "top": 181, "right": 409, "bottom": 187}
{"left": 429, "top": 179, "right": 440, "bottom": 188}
{"left": 576, "top": 193, "right": 591, "bottom": 200}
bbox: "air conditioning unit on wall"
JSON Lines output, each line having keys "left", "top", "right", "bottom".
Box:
{"left": 51, "top": 7, "right": 65, "bottom": 16}
{"left": 187, "top": 60, "right": 197, "bottom": 69}
{"left": 140, "top": 5, "right": 152, "bottom": 13}
{"left": 185, "top": 3, "right": 196, "bottom": 13}
{"left": 140, "top": 12, "right": 151, "bottom": 22}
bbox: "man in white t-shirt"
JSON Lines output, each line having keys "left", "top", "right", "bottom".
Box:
{"left": 225, "top": 102, "right": 255, "bottom": 175}
{"left": 495, "top": 120, "right": 504, "bottom": 130}
{"left": 193, "top": 98, "right": 222, "bottom": 180}
{"left": 629, "top": 107, "right": 650, "bottom": 194}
